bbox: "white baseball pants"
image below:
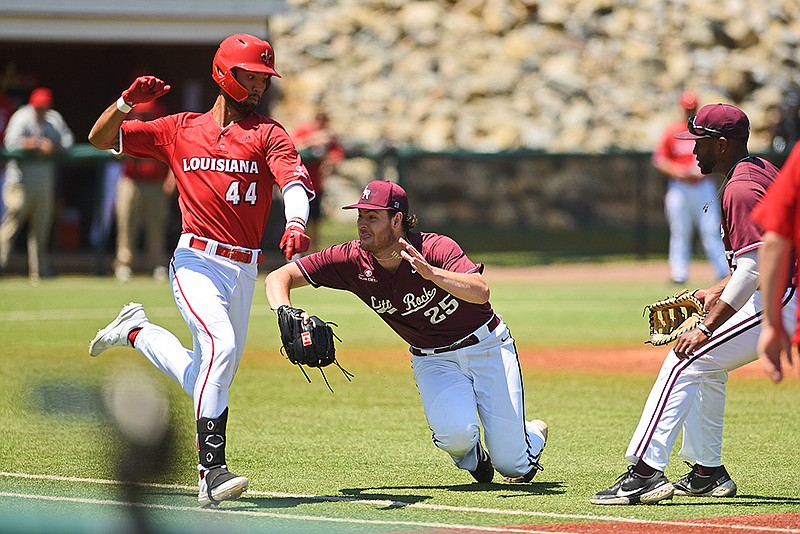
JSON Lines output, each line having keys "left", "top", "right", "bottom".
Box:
{"left": 412, "top": 319, "right": 546, "bottom": 479}
{"left": 132, "top": 236, "right": 258, "bottom": 420}
{"left": 665, "top": 178, "right": 729, "bottom": 282}
{"left": 626, "top": 288, "right": 796, "bottom": 471}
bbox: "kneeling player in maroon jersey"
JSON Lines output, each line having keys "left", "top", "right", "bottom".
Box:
{"left": 266, "top": 180, "right": 548, "bottom": 484}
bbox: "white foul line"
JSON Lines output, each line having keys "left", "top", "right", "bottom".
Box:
{"left": 0, "top": 491, "right": 574, "bottom": 534}
{"left": 0, "top": 472, "right": 797, "bottom": 533}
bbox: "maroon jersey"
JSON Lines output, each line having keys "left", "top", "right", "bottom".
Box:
{"left": 721, "top": 157, "right": 779, "bottom": 269}
{"left": 296, "top": 231, "right": 495, "bottom": 348}
{"left": 120, "top": 110, "right": 314, "bottom": 249}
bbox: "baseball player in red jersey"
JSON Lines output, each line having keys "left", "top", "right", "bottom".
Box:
{"left": 87, "top": 34, "right": 315, "bottom": 506}
{"left": 265, "top": 180, "right": 549, "bottom": 484}
{"left": 752, "top": 142, "right": 800, "bottom": 383}
{"left": 653, "top": 91, "right": 728, "bottom": 284}
{"left": 591, "top": 104, "right": 797, "bottom": 505}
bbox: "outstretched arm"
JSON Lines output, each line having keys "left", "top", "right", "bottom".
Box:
{"left": 265, "top": 261, "right": 311, "bottom": 310}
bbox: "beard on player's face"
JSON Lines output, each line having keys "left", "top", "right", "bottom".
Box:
{"left": 357, "top": 212, "right": 398, "bottom": 255}
{"left": 698, "top": 155, "right": 715, "bottom": 175}
{"left": 222, "top": 90, "right": 259, "bottom": 115}
{"left": 694, "top": 139, "right": 718, "bottom": 175}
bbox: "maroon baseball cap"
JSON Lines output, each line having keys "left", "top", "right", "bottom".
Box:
{"left": 29, "top": 87, "right": 53, "bottom": 109}
{"left": 674, "top": 103, "right": 750, "bottom": 140}
{"left": 343, "top": 180, "right": 408, "bottom": 215}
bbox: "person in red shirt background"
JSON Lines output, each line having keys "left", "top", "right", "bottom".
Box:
{"left": 653, "top": 91, "right": 728, "bottom": 284}
{"left": 291, "top": 110, "right": 344, "bottom": 252}
{"left": 752, "top": 142, "right": 800, "bottom": 383}
{"left": 113, "top": 99, "right": 176, "bottom": 282}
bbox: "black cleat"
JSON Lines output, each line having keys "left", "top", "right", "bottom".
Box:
{"left": 672, "top": 462, "right": 737, "bottom": 497}
{"left": 469, "top": 441, "right": 494, "bottom": 483}
{"left": 590, "top": 466, "right": 674, "bottom": 505}
{"left": 198, "top": 466, "right": 249, "bottom": 507}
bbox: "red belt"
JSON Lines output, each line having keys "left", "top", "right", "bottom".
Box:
{"left": 189, "top": 237, "right": 264, "bottom": 264}
{"left": 410, "top": 314, "right": 500, "bottom": 356}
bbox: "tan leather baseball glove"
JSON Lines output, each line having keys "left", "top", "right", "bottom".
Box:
{"left": 644, "top": 289, "right": 707, "bottom": 346}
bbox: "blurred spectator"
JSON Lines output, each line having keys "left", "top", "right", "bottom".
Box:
{"left": 0, "top": 87, "right": 13, "bottom": 146}
{"left": 0, "top": 88, "right": 14, "bottom": 224}
{"left": 0, "top": 87, "right": 74, "bottom": 282}
{"left": 291, "top": 110, "right": 345, "bottom": 251}
{"left": 113, "top": 100, "right": 175, "bottom": 282}
{"left": 652, "top": 90, "right": 729, "bottom": 284}
{"left": 0, "top": 87, "right": 15, "bottom": 224}
{"left": 769, "top": 87, "right": 800, "bottom": 154}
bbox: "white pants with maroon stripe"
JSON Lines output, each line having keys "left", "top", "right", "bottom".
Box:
{"left": 411, "top": 319, "right": 546, "bottom": 479}
{"left": 132, "top": 245, "right": 258, "bottom": 421}
{"left": 626, "top": 288, "right": 796, "bottom": 471}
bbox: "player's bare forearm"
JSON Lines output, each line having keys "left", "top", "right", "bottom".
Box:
{"left": 756, "top": 232, "right": 793, "bottom": 383}
{"left": 265, "top": 262, "right": 309, "bottom": 311}
{"left": 424, "top": 268, "right": 489, "bottom": 305}
{"left": 759, "top": 231, "right": 792, "bottom": 327}
{"left": 702, "top": 299, "right": 737, "bottom": 332}
{"left": 88, "top": 102, "right": 125, "bottom": 150}
{"left": 398, "top": 237, "right": 489, "bottom": 304}
{"left": 694, "top": 275, "right": 730, "bottom": 312}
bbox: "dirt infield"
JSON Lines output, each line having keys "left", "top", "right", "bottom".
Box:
{"left": 400, "top": 512, "right": 800, "bottom": 533}
{"left": 518, "top": 346, "right": 800, "bottom": 379}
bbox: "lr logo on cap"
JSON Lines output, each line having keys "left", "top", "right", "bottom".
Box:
{"left": 362, "top": 187, "right": 372, "bottom": 200}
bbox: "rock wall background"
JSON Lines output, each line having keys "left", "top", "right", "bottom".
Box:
{"left": 270, "top": 0, "right": 800, "bottom": 154}
{"left": 267, "top": 0, "right": 798, "bottom": 252}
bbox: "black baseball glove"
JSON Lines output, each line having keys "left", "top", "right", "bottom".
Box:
{"left": 276, "top": 305, "right": 352, "bottom": 390}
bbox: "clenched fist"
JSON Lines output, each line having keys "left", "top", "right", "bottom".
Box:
{"left": 121, "top": 76, "right": 171, "bottom": 106}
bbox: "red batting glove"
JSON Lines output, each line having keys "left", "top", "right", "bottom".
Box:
{"left": 280, "top": 225, "right": 310, "bottom": 260}
{"left": 121, "top": 76, "right": 171, "bottom": 105}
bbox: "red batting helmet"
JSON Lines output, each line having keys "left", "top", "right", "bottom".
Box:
{"left": 212, "top": 34, "right": 281, "bottom": 102}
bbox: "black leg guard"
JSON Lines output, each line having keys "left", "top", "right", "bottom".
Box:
{"left": 197, "top": 408, "right": 228, "bottom": 469}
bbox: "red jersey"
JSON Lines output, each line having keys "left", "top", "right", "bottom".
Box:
{"left": 120, "top": 110, "right": 314, "bottom": 249}
{"left": 123, "top": 157, "right": 169, "bottom": 182}
{"left": 653, "top": 120, "right": 700, "bottom": 177}
{"left": 122, "top": 102, "right": 171, "bottom": 182}
{"left": 752, "top": 145, "right": 800, "bottom": 341}
{"left": 296, "top": 231, "right": 495, "bottom": 348}
{"left": 721, "top": 157, "right": 779, "bottom": 270}
{"left": 752, "top": 144, "right": 800, "bottom": 244}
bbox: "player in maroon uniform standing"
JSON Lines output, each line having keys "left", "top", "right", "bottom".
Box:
{"left": 266, "top": 180, "right": 549, "bottom": 484}
{"left": 87, "top": 34, "right": 315, "bottom": 506}
{"left": 592, "top": 104, "right": 796, "bottom": 505}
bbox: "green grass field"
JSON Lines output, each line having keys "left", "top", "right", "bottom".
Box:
{"left": 1, "top": 265, "right": 798, "bottom": 533}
